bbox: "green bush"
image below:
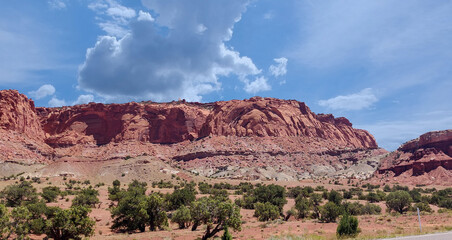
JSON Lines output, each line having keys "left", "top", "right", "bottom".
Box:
{"left": 239, "top": 184, "right": 287, "bottom": 213}
{"left": 189, "top": 197, "right": 241, "bottom": 240}
{"left": 337, "top": 214, "right": 359, "bottom": 238}
{"left": 254, "top": 202, "right": 280, "bottom": 222}
{"left": 171, "top": 205, "right": 191, "bottom": 229}
{"left": 110, "top": 181, "right": 168, "bottom": 232}
{"left": 413, "top": 202, "right": 433, "bottom": 213}
{"left": 0, "top": 181, "right": 38, "bottom": 207}
{"left": 294, "top": 196, "right": 311, "bottom": 219}
{"left": 166, "top": 185, "right": 196, "bottom": 210}
{"left": 328, "top": 190, "right": 343, "bottom": 205}
{"left": 72, "top": 188, "right": 99, "bottom": 208}
{"left": 0, "top": 204, "right": 11, "bottom": 239}
{"left": 320, "top": 202, "right": 341, "bottom": 223}
{"left": 386, "top": 190, "right": 412, "bottom": 214}
{"left": 41, "top": 186, "right": 61, "bottom": 203}
{"left": 44, "top": 206, "right": 95, "bottom": 240}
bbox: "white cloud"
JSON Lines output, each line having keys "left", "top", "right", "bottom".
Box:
{"left": 106, "top": 5, "right": 136, "bottom": 19}
{"left": 80, "top": 0, "right": 262, "bottom": 102}
{"left": 244, "top": 76, "right": 271, "bottom": 94}
{"left": 88, "top": 0, "right": 136, "bottom": 37}
{"left": 357, "top": 112, "right": 452, "bottom": 151}
{"left": 48, "top": 0, "right": 66, "bottom": 10}
{"left": 73, "top": 94, "right": 94, "bottom": 105}
{"left": 269, "top": 57, "right": 288, "bottom": 77}
{"left": 137, "top": 11, "right": 154, "bottom": 22}
{"left": 48, "top": 97, "right": 66, "bottom": 107}
{"left": 28, "top": 84, "right": 56, "bottom": 100}
{"left": 318, "top": 88, "right": 377, "bottom": 111}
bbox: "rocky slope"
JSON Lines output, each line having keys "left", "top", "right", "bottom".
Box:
{"left": 0, "top": 89, "right": 385, "bottom": 180}
{"left": 374, "top": 130, "right": 452, "bottom": 185}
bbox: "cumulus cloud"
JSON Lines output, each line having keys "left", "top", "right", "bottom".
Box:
{"left": 28, "top": 84, "right": 56, "bottom": 100}
{"left": 87, "top": 0, "right": 136, "bottom": 37}
{"left": 48, "top": 0, "right": 66, "bottom": 10}
{"left": 318, "top": 88, "right": 378, "bottom": 111}
{"left": 269, "top": 57, "right": 288, "bottom": 77}
{"left": 48, "top": 97, "right": 66, "bottom": 107}
{"left": 137, "top": 10, "right": 154, "bottom": 22}
{"left": 73, "top": 94, "right": 94, "bottom": 105}
{"left": 243, "top": 76, "right": 271, "bottom": 94}
{"left": 79, "top": 0, "right": 264, "bottom": 102}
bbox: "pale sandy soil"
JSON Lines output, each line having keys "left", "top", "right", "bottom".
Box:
{"left": 1, "top": 176, "right": 451, "bottom": 240}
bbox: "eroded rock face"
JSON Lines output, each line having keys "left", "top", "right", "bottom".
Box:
{"left": 0, "top": 89, "right": 382, "bottom": 179}
{"left": 199, "top": 97, "right": 377, "bottom": 149}
{"left": 0, "top": 90, "right": 45, "bottom": 140}
{"left": 375, "top": 130, "right": 452, "bottom": 185}
{"left": 36, "top": 101, "right": 210, "bottom": 146}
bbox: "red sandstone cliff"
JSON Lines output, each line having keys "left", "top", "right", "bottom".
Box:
{"left": 199, "top": 97, "right": 376, "bottom": 149}
{"left": 0, "top": 89, "right": 382, "bottom": 179}
{"left": 375, "top": 130, "right": 452, "bottom": 185}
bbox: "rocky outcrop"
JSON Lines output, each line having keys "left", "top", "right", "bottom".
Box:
{"left": 0, "top": 90, "right": 45, "bottom": 140}
{"left": 36, "top": 101, "right": 210, "bottom": 146}
{"left": 375, "top": 130, "right": 452, "bottom": 185}
{"left": 0, "top": 89, "right": 383, "bottom": 179}
{"left": 199, "top": 97, "right": 377, "bottom": 149}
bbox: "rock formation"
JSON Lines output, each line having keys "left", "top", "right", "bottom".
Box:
{"left": 0, "top": 89, "right": 384, "bottom": 179}
{"left": 375, "top": 130, "right": 452, "bottom": 185}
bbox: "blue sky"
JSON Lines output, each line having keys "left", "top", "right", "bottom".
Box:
{"left": 1, "top": 0, "right": 451, "bottom": 150}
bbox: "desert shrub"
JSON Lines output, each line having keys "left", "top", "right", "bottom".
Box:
{"left": 0, "top": 204, "right": 11, "bottom": 239}
{"left": 362, "top": 203, "right": 381, "bottom": 215}
{"left": 198, "top": 182, "right": 212, "bottom": 194}
{"left": 430, "top": 188, "right": 452, "bottom": 209}
{"left": 294, "top": 196, "right": 311, "bottom": 219}
{"left": 337, "top": 214, "right": 359, "bottom": 238}
{"left": 383, "top": 185, "right": 391, "bottom": 192}
{"left": 172, "top": 205, "right": 191, "bottom": 229}
{"left": 26, "top": 201, "right": 49, "bottom": 234}
{"left": 237, "top": 182, "right": 254, "bottom": 193}
{"left": 0, "top": 181, "right": 38, "bottom": 207}
{"left": 240, "top": 184, "right": 287, "bottom": 213}
{"left": 328, "top": 190, "right": 343, "bottom": 205}
{"left": 152, "top": 180, "right": 174, "bottom": 189}
{"left": 166, "top": 185, "right": 196, "bottom": 210}
{"left": 320, "top": 202, "right": 341, "bottom": 223}
{"left": 284, "top": 207, "right": 297, "bottom": 221}
{"left": 189, "top": 197, "right": 241, "bottom": 240}
{"left": 110, "top": 188, "right": 148, "bottom": 232}
{"left": 222, "top": 224, "right": 233, "bottom": 240}
{"left": 72, "top": 188, "right": 99, "bottom": 208}
{"left": 108, "top": 180, "right": 122, "bottom": 201}
{"left": 413, "top": 202, "right": 433, "bottom": 213}
{"left": 439, "top": 199, "right": 452, "bottom": 209}
{"left": 146, "top": 193, "right": 169, "bottom": 231}
{"left": 343, "top": 191, "right": 353, "bottom": 199}
{"left": 45, "top": 206, "right": 95, "bottom": 240}
{"left": 210, "top": 189, "right": 229, "bottom": 202}
{"left": 254, "top": 202, "right": 280, "bottom": 222}
{"left": 310, "top": 193, "right": 323, "bottom": 219}
{"left": 41, "top": 186, "right": 61, "bottom": 203}
{"left": 366, "top": 190, "right": 385, "bottom": 203}
{"left": 409, "top": 189, "right": 422, "bottom": 203}
{"left": 11, "top": 206, "right": 32, "bottom": 239}
{"left": 110, "top": 180, "right": 168, "bottom": 232}
{"left": 386, "top": 190, "right": 412, "bottom": 214}
{"left": 288, "top": 186, "right": 313, "bottom": 199}
{"left": 392, "top": 185, "right": 409, "bottom": 192}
